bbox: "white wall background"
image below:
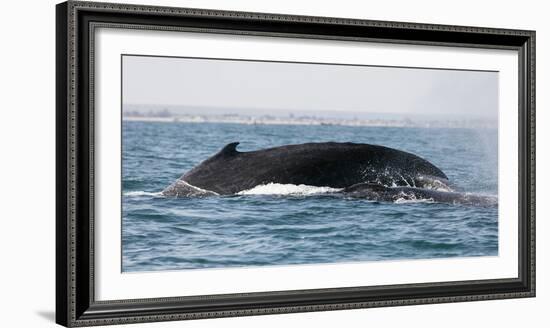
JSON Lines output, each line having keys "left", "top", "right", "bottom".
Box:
{"left": 0, "top": 0, "right": 545, "bottom": 327}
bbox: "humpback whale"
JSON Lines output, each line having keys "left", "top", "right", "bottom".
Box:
{"left": 342, "top": 183, "right": 496, "bottom": 206}
{"left": 162, "top": 142, "right": 452, "bottom": 197}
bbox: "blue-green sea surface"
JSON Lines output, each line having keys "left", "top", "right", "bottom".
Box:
{"left": 122, "top": 121, "right": 498, "bottom": 272}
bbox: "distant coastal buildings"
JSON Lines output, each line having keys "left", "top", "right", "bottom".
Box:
{"left": 122, "top": 109, "right": 497, "bottom": 129}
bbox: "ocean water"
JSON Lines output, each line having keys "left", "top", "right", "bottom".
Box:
{"left": 122, "top": 121, "right": 498, "bottom": 272}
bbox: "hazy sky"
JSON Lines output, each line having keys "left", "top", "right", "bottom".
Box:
{"left": 122, "top": 55, "right": 498, "bottom": 119}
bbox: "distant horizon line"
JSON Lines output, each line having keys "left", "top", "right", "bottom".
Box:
{"left": 121, "top": 114, "right": 498, "bottom": 129}
{"left": 122, "top": 103, "right": 498, "bottom": 121}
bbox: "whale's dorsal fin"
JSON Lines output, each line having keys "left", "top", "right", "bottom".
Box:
{"left": 218, "top": 142, "right": 240, "bottom": 156}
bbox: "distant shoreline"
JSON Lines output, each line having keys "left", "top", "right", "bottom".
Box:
{"left": 122, "top": 115, "right": 497, "bottom": 129}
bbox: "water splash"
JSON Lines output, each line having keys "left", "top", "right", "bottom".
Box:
{"left": 124, "top": 191, "right": 163, "bottom": 197}
{"left": 238, "top": 183, "right": 342, "bottom": 196}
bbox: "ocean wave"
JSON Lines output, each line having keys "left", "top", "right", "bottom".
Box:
{"left": 238, "top": 183, "right": 342, "bottom": 196}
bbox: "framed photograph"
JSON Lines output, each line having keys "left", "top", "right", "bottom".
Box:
{"left": 56, "top": 1, "right": 535, "bottom": 326}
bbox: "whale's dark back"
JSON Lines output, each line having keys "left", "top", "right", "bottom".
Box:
{"left": 169, "top": 142, "right": 448, "bottom": 195}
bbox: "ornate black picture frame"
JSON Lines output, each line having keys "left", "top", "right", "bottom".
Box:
{"left": 56, "top": 1, "right": 535, "bottom": 326}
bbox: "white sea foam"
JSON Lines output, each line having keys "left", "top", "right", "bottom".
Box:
{"left": 238, "top": 183, "right": 342, "bottom": 196}
{"left": 123, "top": 191, "right": 163, "bottom": 197}
{"left": 424, "top": 180, "right": 454, "bottom": 192}
{"left": 414, "top": 175, "right": 454, "bottom": 192}
{"left": 394, "top": 197, "right": 435, "bottom": 204}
